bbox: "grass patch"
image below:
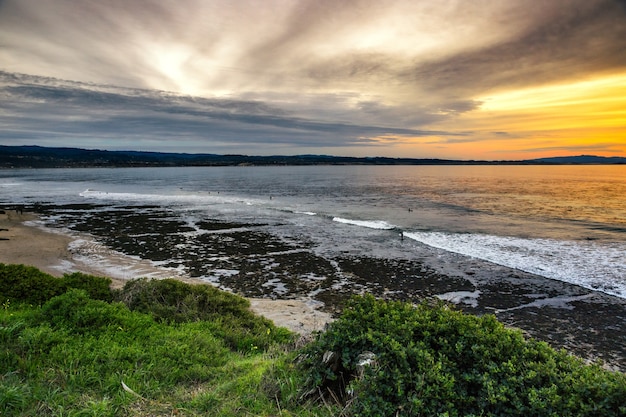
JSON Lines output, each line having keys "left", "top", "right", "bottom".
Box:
{"left": 0, "top": 265, "right": 331, "bottom": 416}
{"left": 114, "top": 277, "right": 292, "bottom": 351}
{"left": 0, "top": 263, "right": 112, "bottom": 304}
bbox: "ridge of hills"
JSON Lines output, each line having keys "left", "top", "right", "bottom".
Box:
{"left": 1, "top": 145, "right": 625, "bottom": 168}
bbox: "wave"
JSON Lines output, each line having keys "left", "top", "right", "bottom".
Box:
{"left": 79, "top": 189, "right": 257, "bottom": 206}
{"left": 404, "top": 231, "right": 626, "bottom": 299}
{"left": 332, "top": 217, "right": 396, "bottom": 230}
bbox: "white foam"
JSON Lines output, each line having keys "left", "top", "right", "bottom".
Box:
{"left": 262, "top": 278, "right": 289, "bottom": 295}
{"left": 333, "top": 217, "right": 396, "bottom": 230}
{"left": 208, "top": 268, "right": 240, "bottom": 279}
{"left": 49, "top": 259, "right": 77, "bottom": 275}
{"left": 494, "top": 294, "right": 595, "bottom": 313}
{"left": 68, "top": 237, "right": 186, "bottom": 280}
{"left": 405, "top": 231, "right": 626, "bottom": 299}
{"left": 436, "top": 290, "right": 481, "bottom": 308}
{"left": 295, "top": 211, "right": 317, "bottom": 216}
{"left": 79, "top": 189, "right": 258, "bottom": 206}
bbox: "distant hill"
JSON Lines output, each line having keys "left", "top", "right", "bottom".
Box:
{"left": 1, "top": 145, "right": 624, "bottom": 168}
{"left": 528, "top": 155, "right": 626, "bottom": 164}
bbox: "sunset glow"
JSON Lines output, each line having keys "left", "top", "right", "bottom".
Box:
{"left": 1, "top": 0, "right": 625, "bottom": 159}
{"left": 435, "top": 73, "right": 626, "bottom": 159}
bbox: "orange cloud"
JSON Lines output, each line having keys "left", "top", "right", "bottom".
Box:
{"left": 422, "top": 72, "right": 626, "bottom": 159}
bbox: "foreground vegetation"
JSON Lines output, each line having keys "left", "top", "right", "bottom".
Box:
{"left": 0, "top": 264, "right": 326, "bottom": 416}
{"left": 1, "top": 263, "right": 625, "bottom": 416}
{"left": 301, "top": 296, "right": 626, "bottom": 416}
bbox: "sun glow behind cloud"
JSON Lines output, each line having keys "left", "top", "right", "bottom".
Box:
{"left": 421, "top": 72, "right": 626, "bottom": 159}
{"left": 1, "top": 0, "right": 626, "bottom": 158}
{"left": 481, "top": 73, "right": 626, "bottom": 116}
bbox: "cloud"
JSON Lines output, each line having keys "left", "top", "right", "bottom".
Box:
{"left": 0, "top": 71, "right": 461, "bottom": 153}
{"left": 403, "top": 0, "right": 626, "bottom": 96}
{"left": 1, "top": 0, "right": 625, "bottom": 157}
{"left": 5, "top": 0, "right": 623, "bottom": 99}
{"left": 519, "top": 142, "right": 626, "bottom": 154}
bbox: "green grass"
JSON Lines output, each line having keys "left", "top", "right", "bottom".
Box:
{"left": 0, "top": 297, "right": 331, "bottom": 416}
{"left": 2, "top": 263, "right": 625, "bottom": 416}
{"left": 0, "top": 264, "right": 334, "bottom": 416}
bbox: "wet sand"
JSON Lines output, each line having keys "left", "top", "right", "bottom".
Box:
{"left": 2, "top": 206, "right": 625, "bottom": 371}
{"left": 0, "top": 210, "right": 77, "bottom": 277}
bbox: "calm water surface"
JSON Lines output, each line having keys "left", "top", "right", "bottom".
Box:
{"left": 1, "top": 165, "right": 625, "bottom": 298}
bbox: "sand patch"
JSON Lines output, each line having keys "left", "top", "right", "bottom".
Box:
{"left": 249, "top": 298, "right": 330, "bottom": 334}
{"left": 0, "top": 210, "right": 74, "bottom": 277}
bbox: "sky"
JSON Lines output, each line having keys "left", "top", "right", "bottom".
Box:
{"left": 1, "top": 0, "right": 625, "bottom": 160}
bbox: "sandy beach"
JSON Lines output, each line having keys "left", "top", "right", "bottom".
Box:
{"left": 0, "top": 210, "right": 76, "bottom": 276}
{"left": 0, "top": 209, "right": 331, "bottom": 334}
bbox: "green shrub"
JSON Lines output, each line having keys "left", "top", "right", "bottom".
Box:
{"left": 115, "top": 278, "right": 250, "bottom": 322}
{"left": 38, "top": 289, "right": 140, "bottom": 334}
{"left": 0, "top": 264, "right": 62, "bottom": 305}
{"left": 115, "top": 278, "right": 293, "bottom": 351}
{"left": 299, "top": 295, "right": 626, "bottom": 417}
{"left": 0, "top": 264, "right": 112, "bottom": 305}
{"left": 59, "top": 272, "right": 113, "bottom": 302}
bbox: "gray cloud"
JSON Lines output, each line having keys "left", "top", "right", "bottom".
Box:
{"left": 6, "top": 0, "right": 622, "bottom": 98}
{"left": 404, "top": 0, "right": 626, "bottom": 95}
{"left": 0, "top": 71, "right": 459, "bottom": 153}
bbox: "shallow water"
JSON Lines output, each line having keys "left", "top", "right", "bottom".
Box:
{"left": 1, "top": 165, "right": 625, "bottom": 298}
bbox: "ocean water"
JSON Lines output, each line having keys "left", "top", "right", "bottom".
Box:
{"left": 1, "top": 165, "right": 625, "bottom": 299}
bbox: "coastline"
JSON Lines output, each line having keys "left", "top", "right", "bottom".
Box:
{"left": 0, "top": 210, "right": 331, "bottom": 334}
{"left": 2, "top": 207, "right": 626, "bottom": 371}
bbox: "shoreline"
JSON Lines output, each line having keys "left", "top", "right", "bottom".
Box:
{"left": 0, "top": 210, "right": 77, "bottom": 277}
{"left": 2, "top": 206, "right": 626, "bottom": 371}
{"left": 0, "top": 210, "right": 331, "bottom": 334}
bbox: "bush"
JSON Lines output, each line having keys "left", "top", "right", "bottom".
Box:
{"left": 299, "top": 295, "right": 626, "bottom": 417}
{"left": 0, "top": 264, "right": 62, "bottom": 305}
{"left": 115, "top": 278, "right": 293, "bottom": 351}
{"left": 38, "top": 289, "right": 142, "bottom": 334}
{"left": 0, "top": 263, "right": 112, "bottom": 305}
{"left": 115, "top": 278, "right": 250, "bottom": 322}
{"left": 59, "top": 272, "right": 113, "bottom": 302}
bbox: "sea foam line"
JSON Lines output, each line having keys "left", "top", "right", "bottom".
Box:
{"left": 294, "top": 210, "right": 317, "bottom": 216}
{"left": 332, "top": 217, "right": 396, "bottom": 230}
{"left": 405, "top": 231, "right": 626, "bottom": 299}
{"left": 79, "top": 189, "right": 257, "bottom": 206}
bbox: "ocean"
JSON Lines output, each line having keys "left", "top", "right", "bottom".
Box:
{"left": 1, "top": 165, "right": 625, "bottom": 299}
